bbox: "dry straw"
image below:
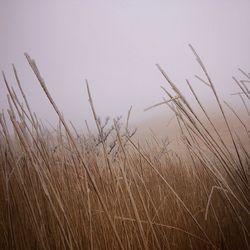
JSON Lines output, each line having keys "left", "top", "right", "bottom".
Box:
{"left": 0, "top": 46, "right": 249, "bottom": 249}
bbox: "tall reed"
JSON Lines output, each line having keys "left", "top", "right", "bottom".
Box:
{"left": 0, "top": 48, "right": 249, "bottom": 249}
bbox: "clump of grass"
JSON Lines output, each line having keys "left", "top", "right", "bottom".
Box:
{"left": 0, "top": 47, "right": 249, "bottom": 249}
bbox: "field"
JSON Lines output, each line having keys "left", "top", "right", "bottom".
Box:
{"left": 0, "top": 48, "right": 249, "bottom": 249}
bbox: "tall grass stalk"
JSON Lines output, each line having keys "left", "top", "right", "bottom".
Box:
{"left": 0, "top": 49, "right": 249, "bottom": 249}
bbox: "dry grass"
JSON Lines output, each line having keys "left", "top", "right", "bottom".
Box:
{"left": 0, "top": 48, "right": 249, "bottom": 249}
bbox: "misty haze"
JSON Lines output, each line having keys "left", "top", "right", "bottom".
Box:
{"left": 0, "top": 1, "right": 250, "bottom": 249}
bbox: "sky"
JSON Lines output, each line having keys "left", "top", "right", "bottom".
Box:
{"left": 1, "top": 0, "right": 250, "bottom": 129}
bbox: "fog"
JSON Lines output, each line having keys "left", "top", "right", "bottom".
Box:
{"left": 1, "top": 0, "right": 250, "bottom": 129}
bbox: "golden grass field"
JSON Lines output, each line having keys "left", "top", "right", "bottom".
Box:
{"left": 0, "top": 48, "right": 249, "bottom": 249}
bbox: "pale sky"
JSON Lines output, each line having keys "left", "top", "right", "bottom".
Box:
{"left": 1, "top": 0, "right": 250, "bottom": 129}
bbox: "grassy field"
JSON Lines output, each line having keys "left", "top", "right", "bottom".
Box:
{"left": 0, "top": 48, "right": 249, "bottom": 249}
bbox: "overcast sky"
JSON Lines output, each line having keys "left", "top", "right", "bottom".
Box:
{"left": 1, "top": 0, "right": 250, "bottom": 129}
